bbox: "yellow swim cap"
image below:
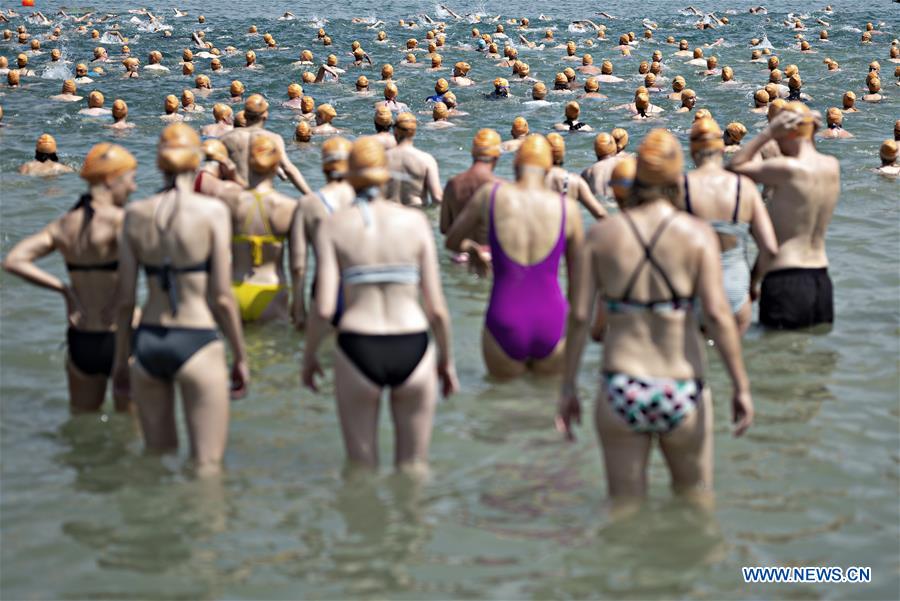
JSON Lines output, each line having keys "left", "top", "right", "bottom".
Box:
{"left": 62, "top": 79, "right": 77, "bottom": 94}
{"left": 230, "top": 80, "right": 245, "bottom": 96}
{"left": 435, "top": 78, "right": 449, "bottom": 94}
{"left": 636, "top": 129, "right": 683, "bottom": 186}
{"left": 213, "top": 103, "right": 233, "bottom": 122}
{"left": 245, "top": 94, "right": 269, "bottom": 117}
{"left": 164, "top": 95, "right": 179, "bottom": 113}
{"left": 594, "top": 133, "right": 617, "bottom": 159}
{"left": 471, "top": 128, "right": 502, "bottom": 159}
{"left": 295, "top": 121, "right": 312, "bottom": 142}
{"left": 249, "top": 134, "right": 280, "bottom": 175}
{"left": 564, "top": 101, "right": 580, "bottom": 120}
{"left": 515, "top": 134, "right": 553, "bottom": 170}
{"left": 81, "top": 143, "right": 137, "bottom": 183}
{"left": 316, "top": 103, "right": 336, "bottom": 122}
{"left": 881, "top": 139, "right": 898, "bottom": 162}
{"left": 689, "top": 117, "right": 724, "bottom": 152}
{"left": 432, "top": 102, "right": 449, "bottom": 121}
{"left": 36, "top": 134, "right": 57, "bottom": 155}
{"left": 88, "top": 90, "right": 104, "bottom": 108}
{"left": 157, "top": 123, "right": 202, "bottom": 174}
{"left": 356, "top": 75, "right": 369, "bottom": 89}
{"left": 347, "top": 136, "right": 390, "bottom": 190}
{"left": 202, "top": 139, "right": 229, "bottom": 163}
{"left": 374, "top": 106, "right": 393, "bottom": 128}
{"left": 612, "top": 127, "right": 629, "bottom": 152}
{"left": 725, "top": 122, "right": 748, "bottom": 144}
{"left": 112, "top": 98, "right": 128, "bottom": 120}
{"left": 288, "top": 83, "right": 303, "bottom": 99}
{"left": 511, "top": 116, "right": 529, "bottom": 137}
{"left": 321, "top": 136, "right": 352, "bottom": 175}
{"left": 610, "top": 156, "right": 636, "bottom": 206}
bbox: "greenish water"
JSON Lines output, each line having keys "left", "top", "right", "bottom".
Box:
{"left": 1, "top": 1, "right": 898, "bottom": 599}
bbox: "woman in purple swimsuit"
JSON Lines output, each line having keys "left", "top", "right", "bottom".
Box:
{"left": 446, "top": 134, "right": 584, "bottom": 378}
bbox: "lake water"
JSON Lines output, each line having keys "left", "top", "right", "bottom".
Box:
{"left": 1, "top": 1, "right": 898, "bottom": 599}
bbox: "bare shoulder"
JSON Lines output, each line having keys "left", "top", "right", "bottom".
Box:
{"left": 673, "top": 211, "right": 716, "bottom": 249}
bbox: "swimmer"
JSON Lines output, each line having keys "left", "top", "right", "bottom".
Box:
{"left": 787, "top": 74, "right": 811, "bottom": 102}
{"left": 446, "top": 134, "right": 584, "bottom": 378}
{"left": 700, "top": 56, "right": 720, "bottom": 76}
{"left": 501, "top": 116, "right": 529, "bottom": 153}
{"left": 751, "top": 89, "right": 770, "bottom": 114}
{"left": 554, "top": 101, "right": 593, "bottom": 132}
{"left": 107, "top": 99, "right": 134, "bottom": 130}
{"left": 18, "top": 134, "right": 75, "bottom": 176}
{"left": 0, "top": 57, "right": 8, "bottom": 77}
{"left": 15, "top": 53, "right": 35, "bottom": 76}
{"left": 451, "top": 61, "right": 473, "bottom": 86}
{"left": 202, "top": 103, "right": 234, "bottom": 138}
{"left": 160, "top": 95, "right": 185, "bottom": 122}
{"left": 677, "top": 118, "right": 777, "bottom": 334}
{"left": 222, "top": 95, "right": 313, "bottom": 195}
{"left": 597, "top": 60, "right": 624, "bottom": 83}
{"left": 354, "top": 76, "right": 372, "bottom": 96}
{"left": 686, "top": 48, "right": 706, "bottom": 67}
{"left": 372, "top": 106, "right": 397, "bottom": 150}
{"left": 297, "top": 95, "right": 316, "bottom": 122}
{"left": 552, "top": 73, "right": 573, "bottom": 94}
{"left": 181, "top": 89, "right": 203, "bottom": 114}
{"left": 581, "top": 133, "right": 622, "bottom": 200}
{"left": 675, "top": 89, "right": 697, "bottom": 113}
{"left": 216, "top": 134, "right": 298, "bottom": 323}
{"left": 441, "top": 129, "right": 503, "bottom": 250}
{"left": 819, "top": 108, "right": 853, "bottom": 139}
{"left": 50, "top": 79, "right": 82, "bottom": 103}
{"left": 145, "top": 50, "right": 168, "bottom": 72}
{"left": 643, "top": 73, "right": 663, "bottom": 93}
{"left": 194, "top": 140, "right": 245, "bottom": 199}
{"left": 875, "top": 140, "right": 899, "bottom": 177}
{"left": 194, "top": 74, "right": 212, "bottom": 96}
{"left": 525, "top": 82, "right": 551, "bottom": 106}
{"left": 122, "top": 57, "right": 140, "bottom": 78}
{"left": 862, "top": 77, "right": 882, "bottom": 103}
{"left": 730, "top": 102, "right": 839, "bottom": 329}
{"left": 293, "top": 49, "right": 314, "bottom": 68}
{"left": 513, "top": 62, "right": 538, "bottom": 83}
{"left": 556, "top": 128, "right": 753, "bottom": 508}
{"left": 668, "top": 76, "right": 687, "bottom": 101}
{"left": 723, "top": 122, "right": 748, "bottom": 153}
{"left": 428, "top": 102, "right": 455, "bottom": 129}
{"left": 582, "top": 77, "right": 606, "bottom": 99}
{"left": 3, "top": 142, "right": 137, "bottom": 412}
{"left": 245, "top": 50, "right": 259, "bottom": 69}
{"left": 312, "top": 104, "right": 340, "bottom": 136}
{"left": 229, "top": 80, "right": 245, "bottom": 103}
{"left": 79, "top": 90, "right": 111, "bottom": 117}
{"left": 113, "top": 123, "right": 249, "bottom": 475}
{"left": 294, "top": 121, "right": 312, "bottom": 144}
{"left": 612, "top": 127, "right": 631, "bottom": 157}
{"left": 402, "top": 52, "right": 423, "bottom": 68}
{"left": 291, "top": 137, "right": 356, "bottom": 330}
{"left": 376, "top": 82, "right": 410, "bottom": 113}
{"left": 673, "top": 40, "right": 692, "bottom": 58}
{"left": 425, "top": 78, "right": 449, "bottom": 103}
{"left": 546, "top": 133, "right": 606, "bottom": 219}
{"left": 301, "top": 136, "right": 458, "bottom": 474}
{"left": 91, "top": 46, "right": 109, "bottom": 63}
{"left": 380, "top": 63, "right": 394, "bottom": 82}
{"left": 385, "top": 113, "right": 443, "bottom": 207}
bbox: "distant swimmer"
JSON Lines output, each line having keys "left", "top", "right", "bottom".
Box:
{"left": 50, "top": 80, "right": 82, "bottom": 103}
{"left": 18, "top": 134, "right": 75, "bottom": 176}
{"left": 875, "top": 140, "right": 899, "bottom": 177}
{"left": 581, "top": 133, "right": 622, "bottom": 200}
{"left": 501, "top": 116, "right": 529, "bottom": 153}
{"left": 545, "top": 133, "right": 607, "bottom": 219}
{"left": 385, "top": 112, "right": 443, "bottom": 207}
{"left": 78, "top": 91, "right": 111, "bottom": 117}
{"left": 441, "top": 129, "right": 503, "bottom": 247}
{"left": 819, "top": 108, "right": 853, "bottom": 139}
{"left": 107, "top": 99, "right": 134, "bottom": 130}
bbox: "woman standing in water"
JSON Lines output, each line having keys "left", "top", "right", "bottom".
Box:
{"left": 446, "top": 135, "right": 584, "bottom": 378}
{"left": 302, "top": 136, "right": 457, "bottom": 474}
{"left": 113, "top": 123, "right": 248, "bottom": 476}
{"left": 556, "top": 129, "right": 752, "bottom": 507}
{"left": 677, "top": 118, "right": 778, "bottom": 334}
{"left": 223, "top": 134, "right": 298, "bottom": 322}
{"left": 3, "top": 143, "right": 137, "bottom": 412}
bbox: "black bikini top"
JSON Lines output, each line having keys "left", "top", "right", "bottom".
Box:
{"left": 142, "top": 259, "right": 212, "bottom": 316}
{"left": 67, "top": 260, "right": 119, "bottom": 272}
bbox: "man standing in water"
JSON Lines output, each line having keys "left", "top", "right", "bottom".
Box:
{"left": 385, "top": 113, "right": 443, "bottom": 207}
{"left": 730, "top": 102, "right": 839, "bottom": 330}
{"left": 440, "top": 129, "right": 503, "bottom": 243}
{"left": 221, "top": 94, "right": 312, "bottom": 195}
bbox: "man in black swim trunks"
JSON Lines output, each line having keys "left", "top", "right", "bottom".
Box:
{"left": 729, "top": 101, "right": 839, "bottom": 330}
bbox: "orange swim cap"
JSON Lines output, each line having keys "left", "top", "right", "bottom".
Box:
{"left": 81, "top": 143, "right": 137, "bottom": 182}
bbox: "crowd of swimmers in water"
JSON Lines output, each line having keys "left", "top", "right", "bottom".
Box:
{"left": 1, "top": 6, "right": 897, "bottom": 507}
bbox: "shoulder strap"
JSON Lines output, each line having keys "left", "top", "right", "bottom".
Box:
{"left": 315, "top": 189, "right": 335, "bottom": 214}
{"left": 683, "top": 173, "right": 693, "bottom": 215}
{"left": 732, "top": 175, "right": 742, "bottom": 223}
{"left": 620, "top": 211, "right": 681, "bottom": 301}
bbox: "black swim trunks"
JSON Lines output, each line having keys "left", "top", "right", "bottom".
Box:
{"left": 759, "top": 267, "right": 834, "bottom": 329}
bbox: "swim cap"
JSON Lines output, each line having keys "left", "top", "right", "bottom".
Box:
{"left": 321, "top": 136, "right": 352, "bottom": 176}
{"left": 295, "top": 121, "right": 312, "bottom": 142}
{"left": 164, "top": 95, "right": 179, "bottom": 113}
{"left": 825, "top": 107, "right": 842, "bottom": 127}
{"left": 515, "top": 134, "right": 553, "bottom": 170}
{"left": 432, "top": 102, "right": 449, "bottom": 121}
{"left": 585, "top": 78, "right": 599, "bottom": 93}
{"left": 785, "top": 64, "right": 799, "bottom": 77}
{"left": 434, "top": 78, "right": 449, "bottom": 94}
{"left": 374, "top": 106, "right": 393, "bottom": 128}
{"left": 317, "top": 28, "right": 325, "bottom": 38}
{"left": 88, "top": 90, "right": 104, "bottom": 108}
{"left": 754, "top": 89, "right": 770, "bottom": 106}
{"left": 679, "top": 39, "right": 688, "bottom": 50}
{"left": 788, "top": 73, "right": 802, "bottom": 90}
{"left": 635, "top": 92, "right": 651, "bottom": 113}
{"left": 30, "top": 39, "right": 40, "bottom": 50}
{"left": 0, "top": 57, "right": 6, "bottom": 69}
{"left": 554, "top": 72, "right": 567, "bottom": 86}
{"left": 182, "top": 62, "right": 194, "bottom": 76}
{"left": 326, "top": 54, "right": 338, "bottom": 67}
{"left": 62, "top": 79, "right": 76, "bottom": 94}
{"left": 353, "top": 75, "right": 368, "bottom": 91}
{"left": 494, "top": 77, "right": 509, "bottom": 89}
{"left": 693, "top": 48, "right": 703, "bottom": 59}
{"left": 610, "top": 157, "right": 636, "bottom": 206}
{"left": 764, "top": 82, "right": 779, "bottom": 101}
{"left": 288, "top": 83, "right": 303, "bottom": 99}
{"left": 612, "top": 128, "right": 629, "bottom": 152}
{"left": 725, "top": 122, "right": 748, "bottom": 144}
{"left": 300, "top": 71, "right": 314, "bottom": 84}
{"left": 768, "top": 56, "right": 779, "bottom": 70}
{"left": 768, "top": 98, "right": 787, "bottom": 120}
{"left": 301, "top": 49, "right": 313, "bottom": 62}
{"left": 706, "top": 56, "right": 718, "bottom": 69}
{"left": 563, "top": 67, "right": 576, "bottom": 81}
{"left": 157, "top": 123, "right": 202, "bottom": 173}
{"left": 721, "top": 66, "right": 733, "bottom": 81}
{"left": 181, "top": 89, "right": 195, "bottom": 107}
{"left": 781, "top": 101, "right": 815, "bottom": 139}
{"left": 639, "top": 61, "right": 649, "bottom": 75}
{"left": 149, "top": 50, "right": 162, "bottom": 64}
{"left": 245, "top": 50, "right": 256, "bottom": 64}
{"left": 316, "top": 103, "right": 336, "bottom": 122}
{"left": 532, "top": 82, "right": 547, "bottom": 99}
{"left": 644, "top": 73, "right": 657, "bottom": 87}
{"left": 301, "top": 96, "right": 315, "bottom": 113}
{"left": 471, "top": 128, "right": 502, "bottom": 159}
{"left": 112, "top": 99, "right": 127, "bottom": 120}
{"left": 395, "top": 112, "right": 417, "bottom": 134}
{"left": 195, "top": 74, "right": 211, "bottom": 89}
{"left": 377, "top": 31, "right": 386, "bottom": 41}
{"left": 681, "top": 89, "right": 696, "bottom": 106}
{"left": 249, "top": 134, "right": 280, "bottom": 175}
{"left": 582, "top": 54, "right": 593, "bottom": 66}
{"left": 442, "top": 91, "right": 457, "bottom": 108}
{"left": 601, "top": 61, "right": 613, "bottom": 75}
{"left": 842, "top": 91, "right": 856, "bottom": 109}
{"left": 211, "top": 57, "right": 222, "bottom": 70}
{"left": 249, "top": 25, "right": 258, "bottom": 34}
{"left": 867, "top": 77, "right": 881, "bottom": 93}
{"left": 619, "top": 34, "right": 629, "bottom": 46}
{"left": 16, "top": 53, "right": 27, "bottom": 68}
{"left": 566, "top": 41, "right": 576, "bottom": 55}
{"left": 636, "top": 129, "right": 683, "bottom": 186}
{"left": 511, "top": 116, "right": 529, "bottom": 137}
{"left": 213, "top": 103, "right": 233, "bottom": 122}
{"left": 689, "top": 117, "right": 724, "bottom": 152}
{"left": 381, "top": 63, "right": 394, "bottom": 79}
{"left": 406, "top": 38, "right": 418, "bottom": 49}
{"left": 7, "top": 70, "right": 19, "bottom": 86}
{"left": 182, "top": 48, "right": 193, "bottom": 62}
{"left": 348, "top": 136, "right": 391, "bottom": 189}
{"left": 672, "top": 76, "right": 686, "bottom": 92}
{"left": 565, "top": 101, "right": 580, "bottom": 120}
{"left": 751, "top": 49, "right": 761, "bottom": 60}
{"left": 81, "top": 143, "right": 137, "bottom": 183}
{"left": 431, "top": 54, "right": 442, "bottom": 68}
{"left": 92, "top": 47, "right": 105, "bottom": 59}
{"left": 202, "top": 139, "right": 229, "bottom": 163}
{"left": 245, "top": 93, "right": 269, "bottom": 117}
{"left": 881, "top": 140, "right": 898, "bottom": 162}
{"left": 594, "top": 133, "right": 616, "bottom": 159}
{"left": 36, "top": 134, "right": 57, "bottom": 155}
{"left": 454, "top": 61, "right": 470, "bottom": 75}
{"left": 800, "top": 40, "right": 811, "bottom": 51}
{"left": 198, "top": 15, "right": 205, "bottom": 23}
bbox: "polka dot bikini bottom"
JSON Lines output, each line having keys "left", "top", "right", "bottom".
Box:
{"left": 603, "top": 372, "right": 704, "bottom": 434}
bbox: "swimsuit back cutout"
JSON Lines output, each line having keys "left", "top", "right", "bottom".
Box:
{"left": 232, "top": 190, "right": 286, "bottom": 266}
{"left": 605, "top": 211, "right": 695, "bottom": 313}
{"left": 485, "top": 182, "right": 568, "bottom": 361}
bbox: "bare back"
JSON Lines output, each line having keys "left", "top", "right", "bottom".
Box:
{"left": 489, "top": 182, "right": 578, "bottom": 265}
{"left": 386, "top": 143, "right": 440, "bottom": 206}
{"left": 230, "top": 187, "right": 296, "bottom": 284}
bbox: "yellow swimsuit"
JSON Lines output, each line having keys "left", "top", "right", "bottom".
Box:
{"left": 231, "top": 191, "right": 286, "bottom": 321}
